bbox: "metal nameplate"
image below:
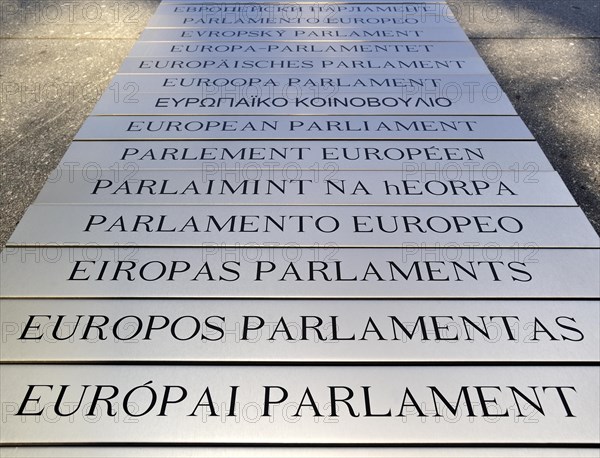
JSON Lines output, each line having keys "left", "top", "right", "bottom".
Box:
{"left": 91, "top": 91, "right": 516, "bottom": 116}
{"left": 139, "top": 26, "right": 469, "bottom": 42}
{"left": 127, "top": 42, "right": 478, "bottom": 58}
{"left": 160, "top": 0, "right": 445, "bottom": 3}
{"left": 1, "top": 247, "right": 598, "bottom": 298}
{"left": 1, "top": 365, "right": 598, "bottom": 444}
{"left": 158, "top": 0, "right": 446, "bottom": 3}
{"left": 2, "top": 447, "right": 600, "bottom": 458}
{"left": 58, "top": 140, "right": 554, "bottom": 171}
{"left": 146, "top": 13, "right": 457, "bottom": 27}
{"left": 155, "top": 3, "right": 454, "bottom": 16}
{"left": 106, "top": 74, "right": 501, "bottom": 95}
{"left": 74, "top": 116, "right": 533, "bottom": 140}
{"left": 91, "top": 78, "right": 516, "bottom": 116}
{"left": 32, "top": 170, "right": 576, "bottom": 206}
{"left": 10, "top": 205, "right": 597, "bottom": 248}
{"left": 2, "top": 299, "right": 598, "bottom": 362}
{"left": 118, "top": 56, "right": 492, "bottom": 75}
{"left": 145, "top": 13, "right": 458, "bottom": 28}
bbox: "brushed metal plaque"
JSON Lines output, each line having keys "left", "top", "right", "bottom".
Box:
{"left": 155, "top": 3, "right": 454, "bottom": 16}
{"left": 146, "top": 13, "right": 457, "bottom": 28}
{"left": 33, "top": 169, "right": 575, "bottom": 206}
{"left": 1, "top": 247, "right": 598, "bottom": 298}
{"left": 5, "top": 0, "right": 598, "bottom": 451}
{"left": 9, "top": 205, "right": 597, "bottom": 248}
{"left": 159, "top": 0, "right": 445, "bottom": 2}
{"left": 149, "top": 6, "right": 459, "bottom": 26}
{"left": 2, "top": 299, "right": 598, "bottom": 363}
{"left": 162, "top": 0, "right": 445, "bottom": 2}
{"left": 74, "top": 116, "right": 533, "bottom": 140}
{"left": 1, "top": 365, "right": 598, "bottom": 444}
{"left": 106, "top": 74, "right": 501, "bottom": 95}
{"left": 2, "top": 447, "right": 600, "bottom": 458}
{"left": 58, "top": 140, "right": 555, "bottom": 171}
{"left": 128, "top": 42, "right": 478, "bottom": 58}
{"left": 118, "top": 56, "right": 492, "bottom": 75}
{"left": 91, "top": 88, "right": 516, "bottom": 116}
{"left": 139, "top": 27, "right": 469, "bottom": 42}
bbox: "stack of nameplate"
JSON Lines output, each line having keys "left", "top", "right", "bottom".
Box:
{"left": 1, "top": 0, "right": 599, "bottom": 456}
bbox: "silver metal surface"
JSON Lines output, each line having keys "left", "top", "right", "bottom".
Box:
{"left": 146, "top": 13, "right": 457, "bottom": 27}
{"left": 118, "top": 56, "right": 492, "bottom": 75}
{"left": 159, "top": 0, "right": 445, "bottom": 2}
{"left": 139, "top": 27, "right": 469, "bottom": 42}
{"left": 1, "top": 247, "right": 598, "bottom": 298}
{"left": 2, "top": 448, "right": 599, "bottom": 458}
{"left": 155, "top": 3, "right": 454, "bottom": 16}
{"left": 74, "top": 116, "right": 533, "bottom": 140}
{"left": 2, "top": 299, "right": 598, "bottom": 362}
{"left": 106, "top": 74, "right": 501, "bottom": 95}
{"left": 9, "top": 205, "right": 597, "bottom": 248}
{"left": 33, "top": 169, "right": 575, "bottom": 206}
{"left": 1, "top": 365, "right": 598, "bottom": 444}
{"left": 4, "top": 0, "right": 599, "bottom": 452}
{"left": 160, "top": 0, "right": 445, "bottom": 3}
{"left": 128, "top": 42, "right": 478, "bottom": 58}
{"left": 57, "top": 140, "right": 554, "bottom": 171}
{"left": 91, "top": 89, "right": 516, "bottom": 116}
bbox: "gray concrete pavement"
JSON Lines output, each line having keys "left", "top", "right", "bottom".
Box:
{"left": 1, "top": 0, "right": 599, "bottom": 248}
